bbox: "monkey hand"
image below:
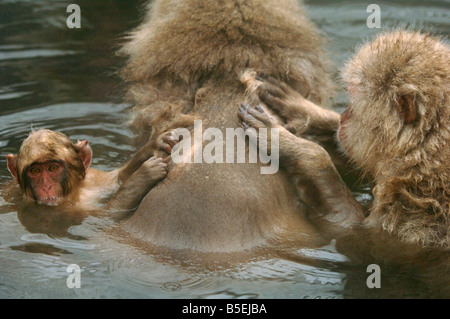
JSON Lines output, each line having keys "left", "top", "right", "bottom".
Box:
{"left": 107, "top": 156, "right": 168, "bottom": 216}
{"left": 238, "top": 103, "right": 293, "bottom": 156}
{"left": 140, "top": 156, "right": 168, "bottom": 182}
{"left": 238, "top": 103, "right": 280, "bottom": 129}
{"left": 156, "top": 129, "right": 184, "bottom": 155}
{"left": 238, "top": 103, "right": 332, "bottom": 163}
{"left": 257, "top": 76, "right": 340, "bottom": 136}
{"left": 257, "top": 76, "right": 309, "bottom": 128}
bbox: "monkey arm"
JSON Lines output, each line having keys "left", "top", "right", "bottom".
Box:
{"left": 255, "top": 77, "right": 354, "bottom": 170}
{"left": 257, "top": 76, "right": 340, "bottom": 138}
{"left": 105, "top": 157, "right": 167, "bottom": 219}
{"left": 117, "top": 130, "right": 180, "bottom": 183}
{"left": 238, "top": 104, "right": 364, "bottom": 239}
{"left": 278, "top": 131, "right": 365, "bottom": 238}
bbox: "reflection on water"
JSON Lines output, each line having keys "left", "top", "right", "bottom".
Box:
{"left": 0, "top": 0, "right": 448, "bottom": 299}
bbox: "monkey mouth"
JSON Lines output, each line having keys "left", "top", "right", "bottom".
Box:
{"left": 37, "top": 197, "right": 61, "bottom": 206}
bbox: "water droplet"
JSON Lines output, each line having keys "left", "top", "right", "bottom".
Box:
{"left": 161, "top": 282, "right": 182, "bottom": 291}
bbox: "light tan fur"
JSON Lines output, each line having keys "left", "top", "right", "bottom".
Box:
{"left": 120, "top": 0, "right": 334, "bottom": 145}
{"left": 340, "top": 31, "right": 450, "bottom": 248}
{"left": 5, "top": 129, "right": 171, "bottom": 216}
{"left": 244, "top": 30, "right": 449, "bottom": 249}
{"left": 118, "top": 0, "right": 335, "bottom": 252}
{"left": 13, "top": 130, "right": 88, "bottom": 204}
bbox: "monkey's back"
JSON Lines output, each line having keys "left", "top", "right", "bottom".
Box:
{"left": 119, "top": 0, "right": 334, "bottom": 251}
{"left": 123, "top": 157, "right": 323, "bottom": 252}
{"left": 122, "top": 86, "right": 325, "bottom": 252}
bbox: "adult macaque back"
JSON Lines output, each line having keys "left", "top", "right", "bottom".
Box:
{"left": 118, "top": 0, "right": 336, "bottom": 252}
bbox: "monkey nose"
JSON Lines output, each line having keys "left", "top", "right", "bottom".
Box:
{"left": 42, "top": 183, "right": 53, "bottom": 192}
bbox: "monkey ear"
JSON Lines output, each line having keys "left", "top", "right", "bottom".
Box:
{"left": 6, "top": 154, "right": 18, "bottom": 181}
{"left": 395, "top": 94, "right": 417, "bottom": 124}
{"left": 76, "top": 140, "right": 92, "bottom": 170}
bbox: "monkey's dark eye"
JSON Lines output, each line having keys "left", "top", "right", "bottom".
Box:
{"left": 48, "top": 164, "right": 61, "bottom": 173}
{"left": 29, "top": 167, "right": 40, "bottom": 175}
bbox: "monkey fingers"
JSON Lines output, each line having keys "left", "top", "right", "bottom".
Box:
{"left": 141, "top": 156, "right": 167, "bottom": 175}
{"left": 256, "top": 73, "right": 289, "bottom": 90}
{"left": 256, "top": 79, "right": 307, "bottom": 123}
{"left": 156, "top": 128, "right": 184, "bottom": 154}
{"left": 137, "top": 157, "right": 167, "bottom": 185}
{"left": 257, "top": 77, "right": 288, "bottom": 101}
{"left": 157, "top": 134, "right": 177, "bottom": 154}
{"left": 238, "top": 103, "right": 277, "bottom": 130}
{"left": 259, "top": 92, "right": 291, "bottom": 117}
{"left": 107, "top": 156, "right": 168, "bottom": 217}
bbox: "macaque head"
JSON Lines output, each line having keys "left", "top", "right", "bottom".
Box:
{"left": 6, "top": 129, "right": 92, "bottom": 206}
{"left": 338, "top": 30, "right": 450, "bottom": 176}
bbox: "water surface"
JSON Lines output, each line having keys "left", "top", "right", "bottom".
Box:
{"left": 0, "top": 0, "right": 448, "bottom": 299}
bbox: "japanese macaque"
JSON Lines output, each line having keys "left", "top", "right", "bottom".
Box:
{"left": 5, "top": 129, "right": 180, "bottom": 221}
{"left": 239, "top": 30, "right": 450, "bottom": 250}
{"left": 117, "top": 0, "right": 336, "bottom": 252}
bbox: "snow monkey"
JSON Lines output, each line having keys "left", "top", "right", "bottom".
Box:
{"left": 5, "top": 129, "right": 181, "bottom": 219}
{"left": 240, "top": 30, "right": 449, "bottom": 250}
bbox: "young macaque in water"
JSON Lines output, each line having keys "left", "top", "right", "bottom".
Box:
{"left": 239, "top": 30, "right": 449, "bottom": 251}
{"left": 4, "top": 129, "right": 180, "bottom": 235}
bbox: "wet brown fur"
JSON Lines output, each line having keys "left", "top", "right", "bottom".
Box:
{"left": 238, "top": 30, "right": 449, "bottom": 250}
{"left": 341, "top": 31, "right": 450, "bottom": 248}
{"left": 6, "top": 129, "right": 170, "bottom": 216}
{"left": 14, "top": 129, "right": 86, "bottom": 203}
{"left": 120, "top": 0, "right": 334, "bottom": 145}
{"left": 118, "top": 0, "right": 335, "bottom": 251}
